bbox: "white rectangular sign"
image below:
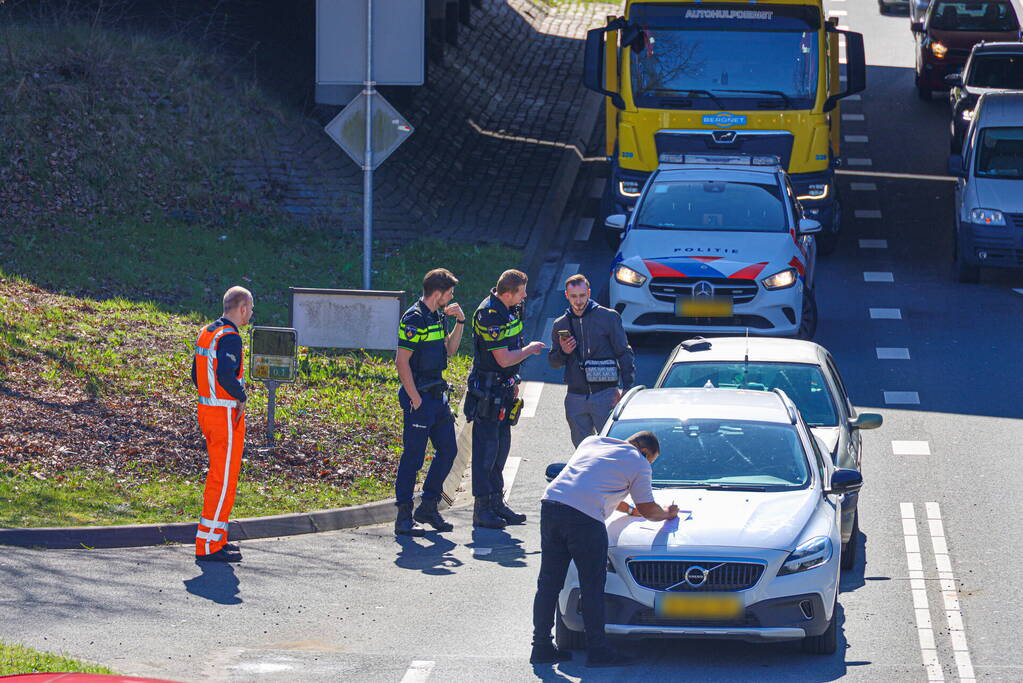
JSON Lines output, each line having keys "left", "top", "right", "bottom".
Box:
{"left": 290, "top": 288, "right": 404, "bottom": 351}
{"left": 316, "top": 0, "right": 425, "bottom": 86}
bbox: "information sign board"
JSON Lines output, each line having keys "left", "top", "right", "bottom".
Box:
{"left": 289, "top": 288, "right": 404, "bottom": 351}
{"left": 250, "top": 327, "right": 298, "bottom": 383}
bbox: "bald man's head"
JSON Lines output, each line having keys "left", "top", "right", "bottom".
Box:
{"left": 223, "top": 286, "right": 253, "bottom": 325}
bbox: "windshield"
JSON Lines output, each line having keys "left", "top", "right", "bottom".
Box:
{"left": 608, "top": 418, "right": 810, "bottom": 489}
{"left": 975, "top": 127, "right": 1023, "bottom": 178}
{"left": 661, "top": 362, "right": 839, "bottom": 427}
{"left": 628, "top": 4, "right": 819, "bottom": 109}
{"left": 634, "top": 180, "right": 787, "bottom": 232}
{"left": 967, "top": 54, "right": 1023, "bottom": 89}
{"left": 929, "top": 1, "right": 1019, "bottom": 31}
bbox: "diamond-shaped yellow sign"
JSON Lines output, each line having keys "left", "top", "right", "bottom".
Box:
{"left": 324, "top": 91, "right": 413, "bottom": 170}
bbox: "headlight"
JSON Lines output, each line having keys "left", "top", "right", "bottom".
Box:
{"left": 761, "top": 267, "right": 798, "bottom": 290}
{"left": 778, "top": 536, "right": 833, "bottom": 576}
{"left": 961, "top": 109, "right": 975, "bottom": 121}
{"left": 614, "top": 264, "right": 647, "bottom": 287}
{"left": 617, "top": 180, "right": 642, "bottom": 198}
{"left": 797, "top": 183, "right": 829, "bottom": 201}
{"left": 931, "top": 41, "right": 947, "bottom": 58}
{"left": 970, "top": 208, "right": 1006, "bottom": 226}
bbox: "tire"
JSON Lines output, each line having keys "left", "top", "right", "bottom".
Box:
{"left": 801, "top": 598, "right": 838, "bottom": 654}
{"left": 797, "top": 289, "right": 818, "bottom": 340}
{"left": 555, "top": 605, "right": 587, "bottom": 651}
{"left": 817, "top": 202, "right": 840, "bottom": 256}
{"left": 841, "top": 509, "right": 859, "bottom": 571}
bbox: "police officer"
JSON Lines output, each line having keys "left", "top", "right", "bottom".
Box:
{"left": 467, "top": 269, "right": 546, "bottom": 529}
{"left": 394, "top": 268, "right": 465, "bottom": 536}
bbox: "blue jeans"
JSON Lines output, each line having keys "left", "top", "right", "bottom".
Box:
{"left": 470, "top": 416, "right": 511, "bottom": 498}
{"left": 532, "top": 500, "right": 609, "bottom": 651}
{"left": 395, "top": 388, "right": 457, "bottom": 505}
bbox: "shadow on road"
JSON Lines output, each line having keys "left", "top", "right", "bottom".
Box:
{"left": 183, "top": 561, "right": 241, "bottom": 605}
{"left": 469, "top": 527, "right": 533, "bottom": 568}
{"left": 394, "top": 533, "right": 464, "bottom": 576}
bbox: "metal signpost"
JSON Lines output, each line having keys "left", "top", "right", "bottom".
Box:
{"left": 249, "top": 326, "right": 298, "bottom": 444}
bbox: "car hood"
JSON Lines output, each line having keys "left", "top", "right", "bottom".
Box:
{"left": 929, "top": 29, "right": 1021, "bottom": 51}
{"left": 608, "top": 488, "right": 816, "bottom": 551}
{"left": 621, "top": 229, "right": 799, "bottom": 281}
{"left": 964, "top": 85, "right": 1022, "bottom": 98}
{"left": 972, "top": 177, "right": 1023, "bottom": 211}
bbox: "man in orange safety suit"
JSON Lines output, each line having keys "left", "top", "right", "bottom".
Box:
{"left": 190, "top": 286, "right": 253, "bottom": 563}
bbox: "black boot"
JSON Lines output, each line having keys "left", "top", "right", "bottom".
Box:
{"left": 394, "top": 502, "right": 426, "bottom": 537}
{"left": 473, "top": 497, "right": 507, "bottom": 529}
{"left": 413, "top": 496, "right": 453, "bottom": 532}
{"left": 491, "top": 492, "right": 527, "bottom": 525}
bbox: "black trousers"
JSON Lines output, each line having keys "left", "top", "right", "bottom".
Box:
{"left": 531, "top": 500, "right": 609, "bottom": 651}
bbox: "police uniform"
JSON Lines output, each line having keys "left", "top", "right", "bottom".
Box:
{"left": 395, "top": 299, "right": 458, "bottom": 510}
{"left": 468, "top": 289, "right": 527, "bottom": 526}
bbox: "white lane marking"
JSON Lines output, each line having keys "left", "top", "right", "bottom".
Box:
{"left": 401, "top": 660, "right": 437, "bottom": 682}
{"left": 926, "top": 503, "right": 976, "bottom": 682}
{"left": 502, "top": 457, "right": 522, "bottom": 502}
{"left": 859, "top": 239, "right": 888, "bottom": 248}
{"left": 519, "top": 381, "right": 545, "bottom": 419}
{"left": 556, "top": 263, "right": 580, "bottom": 289}
{"left": 472, "top": 547, "right": 492, "bottom": 557}
{"left": 846, "top": 158, "right": 873, "bottom": 166}
{"left": 901, "top": 503, "right": 945, "bottom": 683}
{"left": 855, "top": 209, "right": 883, "bottom": 219}
{"left": 864, "top": 271, "right": 894, "bottom": 282}
{"left": 885, "top": 391, "right": 921, "bottom": 405}
{"left": 877, "top": 347, "right": 911, "bottom": 360}
{"left": 837, "top": 169, "right": 954, "bottom": 182}
{"left": 842, "top": 113, "right": 865, "bottom": 121}
{"left": 850, "top": 182, "right": 877, "bottom": 191}
{"left": 589, "top": 178, "right": 605, "bottom": 199}
{"left": 871, "top": 307, "right": 903, "bottom": 319}
{"left": 846, "top": 93, "right": 861, "bottom": 100}
{"left": 230, "top": 663, "right": 295, "bottom": 673}
{"left": 574, "top": 217, "right": 594, "bottom": 242}
{"left": 542, "top": 318, "right": 555, "bottom": 346}
{"left": 845, "top": 135, "right": 869, "bottom": 143}
{"left": 828, "top": 9, "right": 848, "bottom": 15}
{"left": 893, "top": 441, "right": 931, "bottom": 455}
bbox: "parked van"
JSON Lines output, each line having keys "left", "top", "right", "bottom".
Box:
{"left": 948, "top": 92, "right": 1023, "bottom": 281}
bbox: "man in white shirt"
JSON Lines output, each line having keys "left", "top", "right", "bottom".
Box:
{"left": 530, "top": 431, "right": 678, "bottom": 667}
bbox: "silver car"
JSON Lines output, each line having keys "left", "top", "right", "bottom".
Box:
{"left": 948, "top": 92, "right": 1023, "bottom": 282}
{"left": 653, "top": 336, "right": 882, "bottom": 570}
{"left": 910, "top": 0, "right": 932, "bottom": 23}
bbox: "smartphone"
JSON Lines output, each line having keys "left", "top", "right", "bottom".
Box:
{"left": 556, "top": 329, "right": 572, "bottom": 340}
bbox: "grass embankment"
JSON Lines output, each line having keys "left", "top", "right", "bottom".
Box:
{"left": 0, "top": 641, "right": 114, "bottom": 675}
{"left": 0, "top": 18, "right": 518, "bottom": 526}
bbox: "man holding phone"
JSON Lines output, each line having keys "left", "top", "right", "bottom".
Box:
{"left": 549, "top": 274, "right": 635, "bottom": 447}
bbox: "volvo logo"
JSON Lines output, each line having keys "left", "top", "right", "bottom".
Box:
{"left": 684, "top": 565, "right": 710, "bottom": 587}
{"left": 711, "top": 130, "right": 738, "bottom": 144}
{"left": 693, "top": 281, "right": 714, "bottom": 297}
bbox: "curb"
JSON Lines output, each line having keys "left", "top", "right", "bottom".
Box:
{"left": 0, "top": 405, "right": 474, "bottom": 550}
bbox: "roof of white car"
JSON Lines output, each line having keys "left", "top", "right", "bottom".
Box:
{"left": 617, "top": 387, "right": 793, "bottom": 424}
{"left": 654, "top": 166, "right": 782, "bottom": 184}
{"left": 976, "top": 92, "right": 1023, "bottom": 124}
{"left": 666, "top": 337, "right": 825, "bottom": 366}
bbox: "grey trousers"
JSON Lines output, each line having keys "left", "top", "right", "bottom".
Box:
{"left": 565, "top": 387, "right": 618, "bottom": 448}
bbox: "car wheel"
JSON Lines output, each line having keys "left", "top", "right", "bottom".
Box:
{"left": 841, "top": 509, "right": 859, "bottom": 571}
{"left": 801, "top": 597, "right": 838, "bottom": 654}
{"left": 555, "top": 605, "right": 587, "bottom": 651}
{"left": 916, "top": 84, "right": 932, "bottom": 101}
{"left": 797, "top": 289, "right": 818, "bottom": 340}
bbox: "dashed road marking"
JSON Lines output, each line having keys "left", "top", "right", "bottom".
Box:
{"left": 926, "top": 503, "right": 975, "bottom": 682}
{"left": 842, "top": 113, "right": 865, "bottom": 121}
{"left": 502, "top": 457, "right": 522, "bottom": 502}
{"left": 472, "top": 548, "right": 492, "bottom": 557}
{"left": 901, "top": 503, "right": 945, "bottom": 682}
{"left": 877, "top": 347, "right": 911, "bottom": 360}
{"left": 574, "top": 217, "right": 594, "bottom": 242}
{"left": 850, "top": 182, "right": 877, "bottom": 191}
{"left": 828, "top": 9, "right": 847, "bottom": 15}
{"left": 846, "top": 158, "right": 873, "bottom": 166}
{"left": 864, "top": 271, "right": 894, "bottom": 282}
{"left": 871, "top": 307, "right": 903, "bottom": 319}
{"left": 845, "top": 135, "right": 869, "bottom": 143}
{"left": 893, "top": 441, "right": 931, "bottom": 456}
{"left": 401, "top": 661, "right": 436, "bottom": 683}
{"left": 837, "top": 24, "right": 849, "bottom": 30}
{"left": 885, "top": 391, "right": 921, "bottom": 405}
{"left": 557, "top": 263, "right": 580, "bottom": 289}
{"left": 855, "top": 210, "right": 883, "bottom": 219}
{"left": 859, "top": 239, "right": 888, "bottom": 248}
{"left": 519, "top": 381, "right": 545, "bottom": 419}
{"left": 542, "top": 318, "right": 555, "bottom": 346}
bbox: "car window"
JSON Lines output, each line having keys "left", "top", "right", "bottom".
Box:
{"left": 975, "top": 126, "right": 1023, "bottom": 178}
{"left": 809, "top": 430, "right": 829, "bottom": 481}
{"left": 608, "top": 418, "right": 810, "bottom": 489}
{"left": 634, "top": 180, "right": 788, "bottom": 233}
{"left": 929, "top": 1, "right": 1019, "bottom": 31}
{"left": 823, "top": 356, "right": 853, "bottom": 414}
{"left": 967, "top": 54, "right": 1023, "bottom": 89}
{"left": 661, "top": 361, "right": 839, "bottom": 426}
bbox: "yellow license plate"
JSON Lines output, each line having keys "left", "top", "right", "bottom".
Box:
{"left": 677, "top": 297, "right": 733, "bottom": 318}
{"left": 655, "top": 593, "right": 743, "bottom": 620}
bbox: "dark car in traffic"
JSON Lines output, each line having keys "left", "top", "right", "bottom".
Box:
{"left": 947, "top": 41, "right": 1023, "bottom": 151}
{"left": 913, "top": 0, "right": 1021, "bottom": 99}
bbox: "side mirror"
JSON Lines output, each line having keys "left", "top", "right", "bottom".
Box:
{"left": 799, "top": 218, "right": 822, "bottom": 234}
{"left": 911, "top": 21, "right": 924, "bottom": 32}
{"left": 583, "top": 24, "right": 626, "bottom": 110}
{"left": 947, "top": 154, "right": 965, "bottom": 177}
{"left": 849, "top": 413, "right": 883, "bottom": 430}
{"left": 605, "top": 214, "right": 627, "bottom": 230}
{"left": 945, "top": 72, "right": 963, "bottom": 87}
{"left": 827, "top": 468, "right": 863, "bottom": 496}
{"left": 545, "top": 462, "right": 567, "bottom": 483}
{"left": 823, "top": 30, "right": 866, "bottom": 112}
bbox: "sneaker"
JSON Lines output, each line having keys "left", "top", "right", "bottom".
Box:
{"left": 196, "top": 547, "right": 242, "bottom": 563}
{"left": 529, "top": 645, "right": 572, "bottom": 664}
{"left": 585, "top": 648, "right": 634, "bottom": 668}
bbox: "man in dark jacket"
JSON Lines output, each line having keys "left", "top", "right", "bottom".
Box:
{"left": 548, "top": 274, "right": 635, "bottom": 447}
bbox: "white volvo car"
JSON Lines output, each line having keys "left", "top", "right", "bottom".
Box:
{"left": 548, "top": 386, "right": 861, "bottom": 654}
{"left": 607, "top": 158, "right": 821, "bottom": 339}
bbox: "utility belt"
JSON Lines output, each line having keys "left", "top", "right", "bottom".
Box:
{"left": 464, "top": 371, "right": 523, "bottom": 425}
{"left": 414, "top": 377, "right": 450, "bottom": 404}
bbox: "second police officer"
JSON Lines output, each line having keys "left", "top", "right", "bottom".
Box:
{"left": 394, "top": 268, "right": 465, "bottom": 537}
{"left": 467, "top": 269, "right": 546, "bottom": 529}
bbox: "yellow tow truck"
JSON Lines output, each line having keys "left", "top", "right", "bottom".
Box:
{"left": 584, "top": 0, "right": 865, "bottom": 252}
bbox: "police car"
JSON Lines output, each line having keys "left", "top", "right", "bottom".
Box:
{"left": 607, "top": 156, "right": 821, "bottom": 340}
